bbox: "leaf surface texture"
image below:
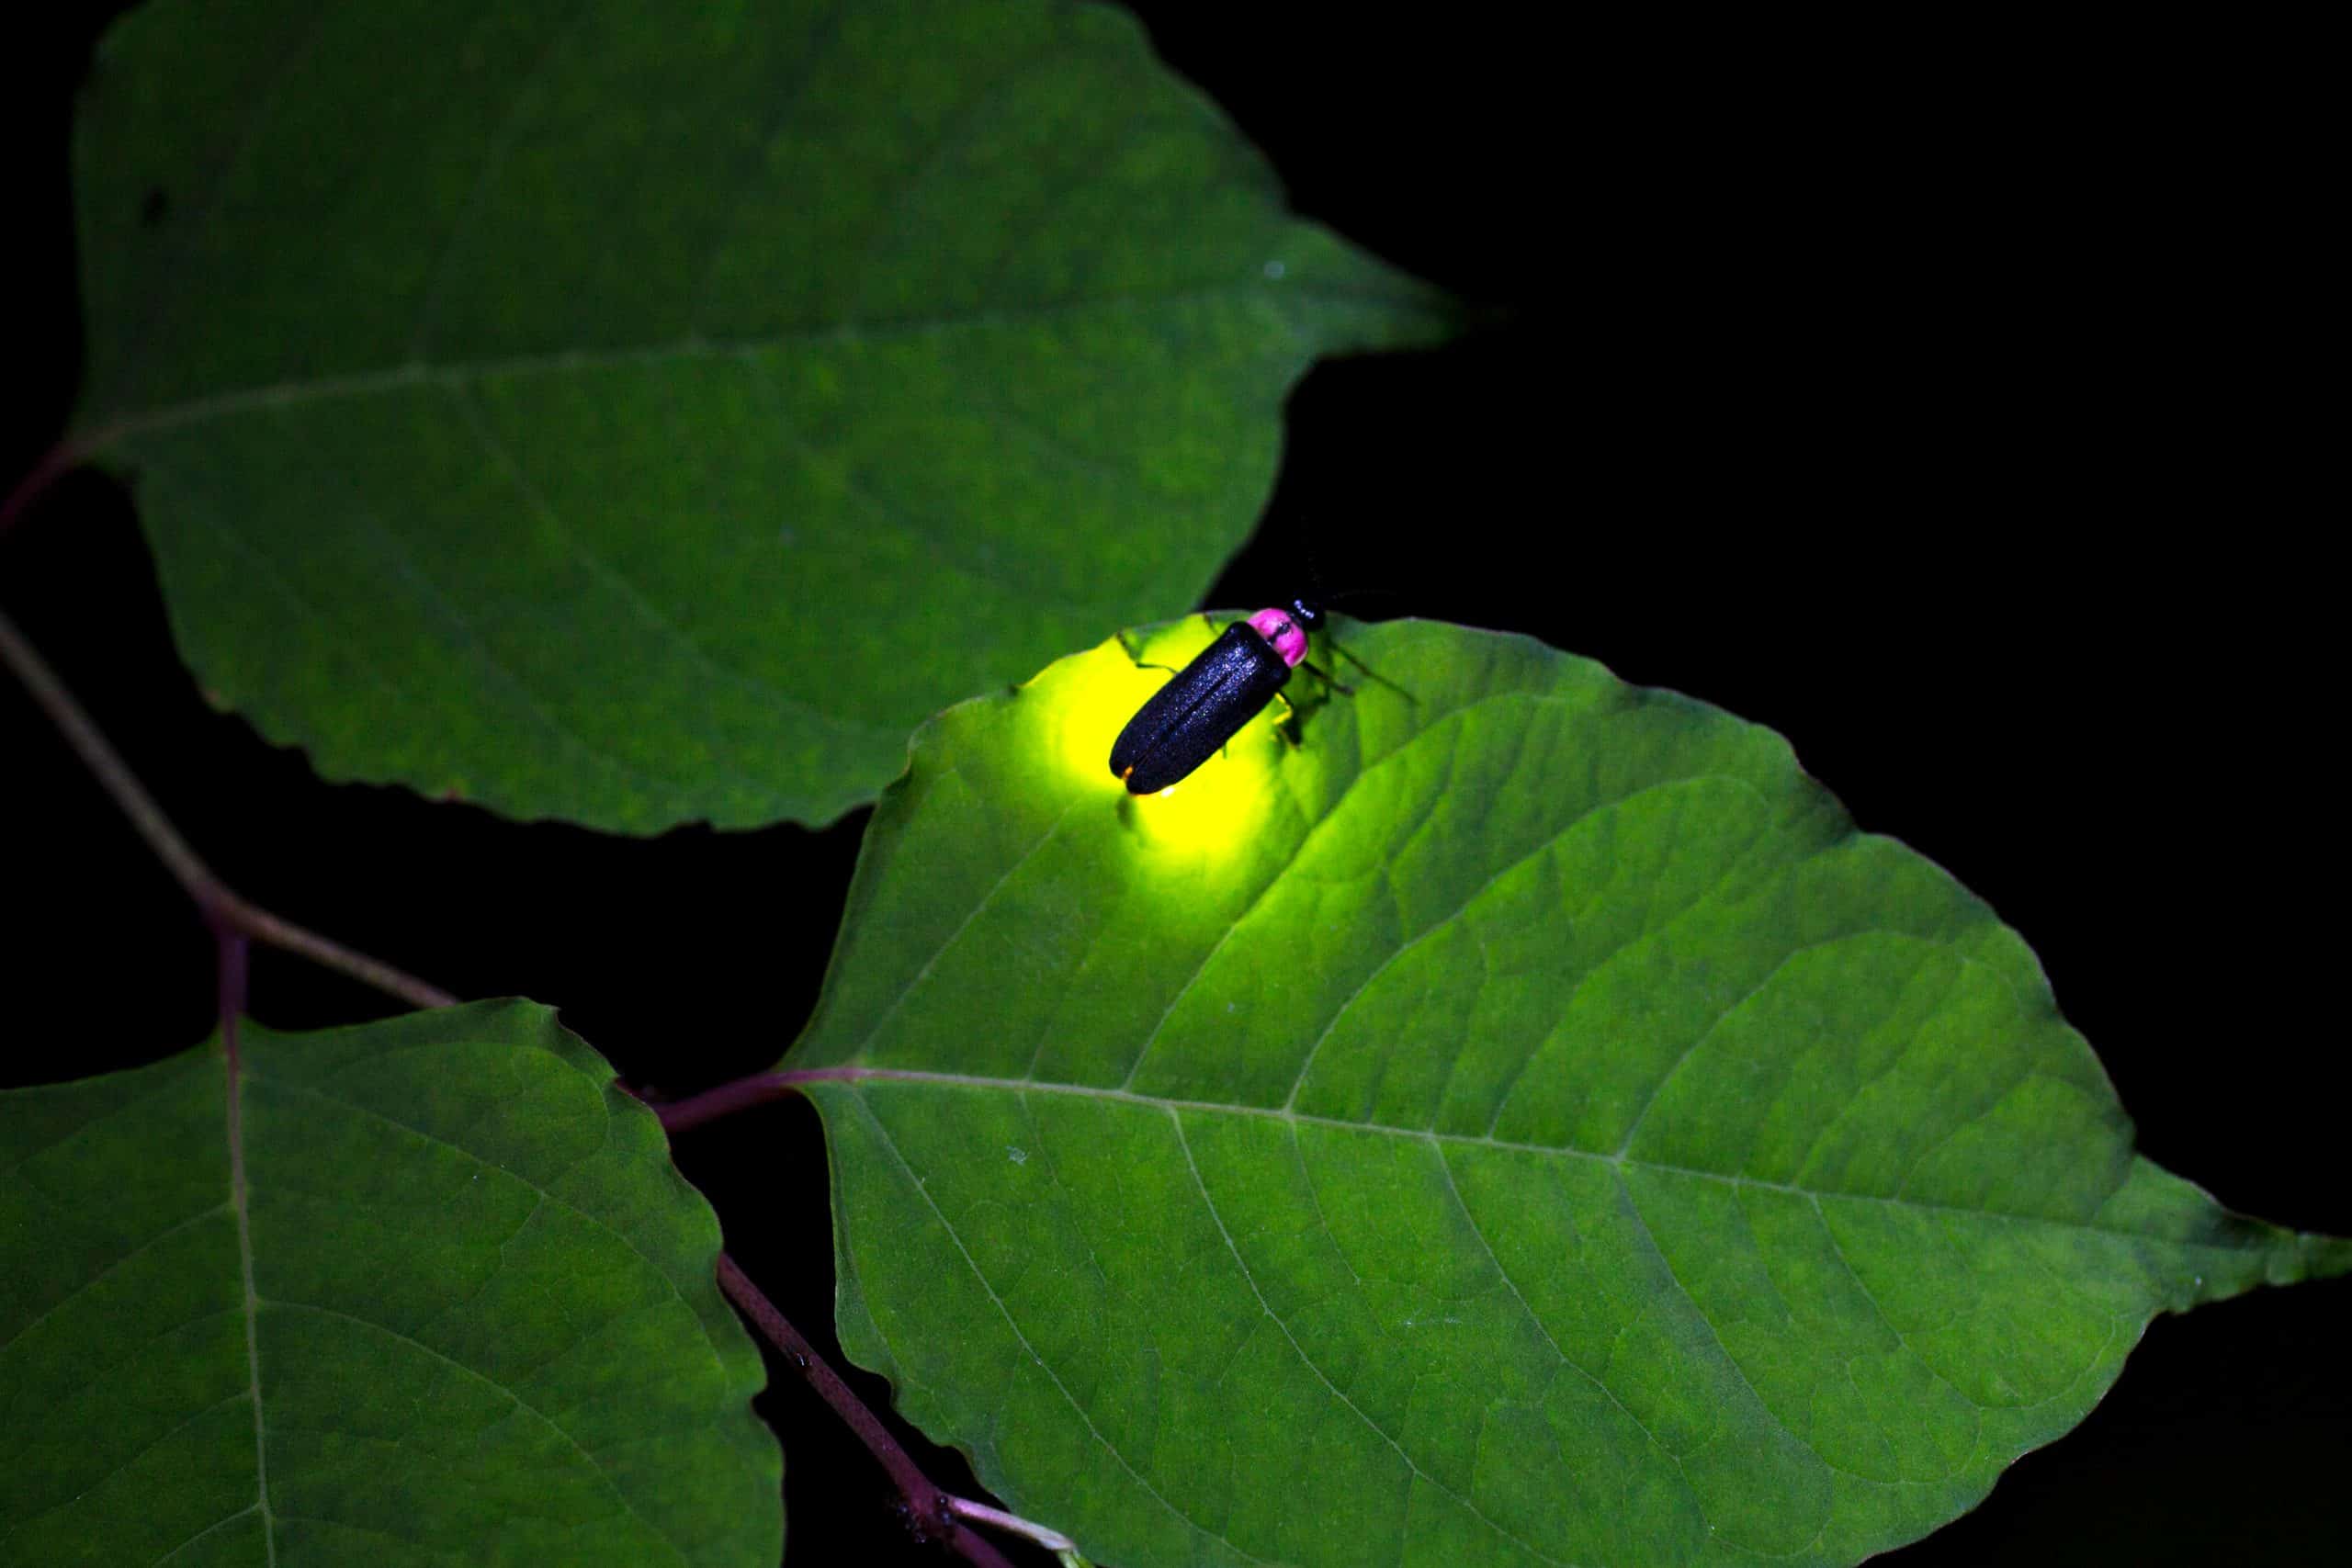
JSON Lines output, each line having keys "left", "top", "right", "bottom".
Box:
{"left": 0, "top": 1001, "right": 778, "bottom": 1567}
{"left": 791, "top": 617, "right": 2349, "bottom": 1567}
{"left": 73, "top": 0, "right": 1451, "bottom": 828}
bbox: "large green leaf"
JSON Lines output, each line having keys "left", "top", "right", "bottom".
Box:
{"left": 787, "top": 616, "right": 2349, "bottom": 1567}
{"left": 69, "top": 0, "right": 1450, "bottom": 831}
{"left": 0, "top": 1000, "right": 777, "bottom": 1567}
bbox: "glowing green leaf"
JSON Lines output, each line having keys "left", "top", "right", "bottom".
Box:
{"left": 0, "top": 1001, "right": 777, "bottom": 1566}
{"left": 788, "top": 616, "right": 2349, "bottom": 1567}
{"left": 70, "top": 0, "right": 1450, "bottom": 829}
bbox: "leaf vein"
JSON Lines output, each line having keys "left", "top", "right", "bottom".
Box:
{"left": 440, "top": 378, "right": 868, "bottom": 731}
{"left": 273, "top": 1301, "right": 689, "bottom": 1564}
{"left": 402, "top": 0, "right": 597, "bottom": 359}
{"left": 86, "top": 283, "right": 1390, "bottom": 446}
{"left": 731, "top": 349, "right": 1027, "bottom": 601}
{"left": 844, "top": 1089, "right": 1274, "bottom": 1564}
{"left": 1174, "top": 1111, "right": 1582, "bottom": 1568}
{"left": 801, "top": 1067, "right": 2250, "bottom": 1247}
{"left": 1433, "top": 1144, "right": 1698, "bottom": 1501}
{"left": 1612, "top": 1168, "right": 1864, "bottom": 1490}
{"left": 251, "top": 1068, "right": 729, "bottom": 1393}
{"left": 0, "top": 1201, "right": 230, "bottom": 1359}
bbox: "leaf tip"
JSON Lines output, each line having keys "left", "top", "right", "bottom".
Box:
{"left": 2296, "top": 1232, "right": 2352, "bottom": 1284}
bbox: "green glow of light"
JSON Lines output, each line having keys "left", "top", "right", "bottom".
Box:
{"left": 1023, "top": 623, "right": 1289, "bottom": 870}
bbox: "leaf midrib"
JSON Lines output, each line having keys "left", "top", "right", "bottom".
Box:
{"left": 190, "top": 1041, "right": 722, "bottom": 1567}
{"left": 79, "top": 280, "right": 1397, "bottom": 447}
{"left": 223, "top": 1035, "right": 277, "bottom": 1568}
{"left": 804, "top": 1066, "right": 2223, "bottom": 1245}
{"left": 835, "top": 1067, "right": 2150, "bottom": 1568}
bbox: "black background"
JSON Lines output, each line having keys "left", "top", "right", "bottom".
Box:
{"left": 6, "top": 6, "right": 2342, "bottom": 1565}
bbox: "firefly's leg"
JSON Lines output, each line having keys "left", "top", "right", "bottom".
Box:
{"left": 1271, "top": 690, "right": 1303, "bottom": 747}
{"left": 1114, "top": 629, "right": 1181, "bottom": 677}
{"left": 1215, "top": 691, "right": 1293, "bottom": 761}
{"left": 1325, "top": 637, "right": 1418, "bottom": 700}
{"left": 1298, "top": 660, "right": 1355, "bottom": 697}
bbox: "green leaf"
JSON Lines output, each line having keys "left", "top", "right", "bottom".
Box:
{"left": 70, "top": 1, "right": 1451, "bottom": 831}
{"left": 0, "top": 1000, "right": 778, "bottom": 1567}
{"left": 788, "top": 616, "right": 2350, "bottom": 1568}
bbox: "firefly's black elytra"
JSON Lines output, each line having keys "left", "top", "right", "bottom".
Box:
{"left": 1110, "top": 600, "right": 1321, "bottom": 794}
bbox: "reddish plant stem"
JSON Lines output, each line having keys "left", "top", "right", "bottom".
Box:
{"left": 654, "top": 1071, "right": 800, "bottom": 1133}
{"left": 654, "top": 1066, "right": 885, "bottom": 1133}
{"left": 212, "top": 913, "right": 250, "bottom": 1060}
{"left": 716, "top": 1254, "right": 1017, "bottom": 1568}
{"left": 0, "top": 441, "right": 78, "bottom": 541}
{"left": 0, "top": 605, "right": 457, "bottom": 1011}
{"left": 6, "top": 594, "right": 1038, "bottom": 1561}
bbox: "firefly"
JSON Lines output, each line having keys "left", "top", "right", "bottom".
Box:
{"left": 1109, "top": 599, "right": 1335, "bottom": 795}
